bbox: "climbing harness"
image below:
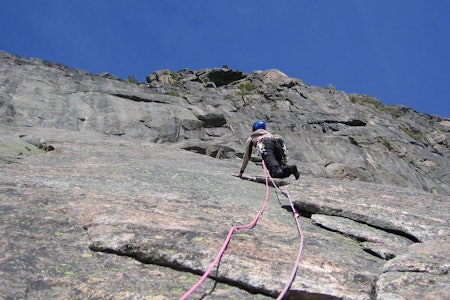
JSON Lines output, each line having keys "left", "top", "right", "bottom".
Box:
{"left": 179, "top": 161, "right": 304, "bottom": 299}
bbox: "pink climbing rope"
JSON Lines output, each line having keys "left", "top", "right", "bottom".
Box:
{"left": 267, "top": 175, "right": 304, "bottom": 300}
{"left": 179, "top": 161, "right": 304, "bottom": 299}
{"left": 179, "top": 162, "right": 271, "bottom": 300}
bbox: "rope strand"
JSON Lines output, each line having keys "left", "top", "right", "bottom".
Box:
{"left": 263, "top": 163, "right": 304, "bottom": 300}
{"left": 179, "top": 163, "right": 271, "bottom": 300}
{"left": 179, "top": 161, "right": 304, "bottom": 299}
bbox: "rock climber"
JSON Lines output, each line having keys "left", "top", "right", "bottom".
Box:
{"left": 239, "top": 120, "right": 300, "bottom": 179}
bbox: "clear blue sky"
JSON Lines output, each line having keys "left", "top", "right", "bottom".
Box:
{"left": 1, "top": 1, "right": 449, "bottom": 118}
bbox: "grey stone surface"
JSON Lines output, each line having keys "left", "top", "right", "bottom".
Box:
{"left": 1, "top": 51, "right": 449, "bottom": 299}
{"left": 2, "top": 51, "right": 450, "bottom": 195}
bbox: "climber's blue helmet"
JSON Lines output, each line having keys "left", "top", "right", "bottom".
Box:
{"left": 252, "top": 120, "right": 266, "bottom": 131}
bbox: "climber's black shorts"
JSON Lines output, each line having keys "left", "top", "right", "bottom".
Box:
{"left": 259, "top": 138, "right": 296, "bottom": 179}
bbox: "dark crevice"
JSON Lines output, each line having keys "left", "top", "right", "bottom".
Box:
{"left": 89, "top": 243, "right": 277, "bottom": 298}
{"left": 362, "top": 248, "right": 395, "bottom": 260}
{"left": 90, "top": 241, "right": 344, "bottom": 300}
{"left": 305, "top": 216, "right": 403, "bottom": 260}
{"left": 348, "top": 137, "right": 359, "bottom": 146}
{"left": 141, "top": 122, "right": 152, "bottom": 130}
{"left": 359, "top": 218, "right": 418, "bottom": 243}
{"left": 343, "top": 119, "right": 367, "bottom": 126}
{"left": 311, "top": 222, "right": 366, "bottom": 242}
{"left": 284, "top": 291, "right": 344, "bottom": 300}
{"left": 112, "top": 93, "right": 168, "bottom": 104}
{"left": 303, "top": 119, "right": 367, "bottom": 134}
{"left": 293, "top": 202, "right": 420, "bottom": 243}
{"left": 206, "top": 69, "right": 246, "bottom": 87}
{"left": 311, "top": 223, "right": 396, "bottom": 259}
{"left": 309, "top": 119, "right": 367, "bottom": 127}
{"left": 182, "top": 146, "right": 207, "bottom": 155}
{"left": 299, "top": 92, "right": 308, "bottom": 99}
{"left": 292, "top": 207, "right": 312, "bottom": 218}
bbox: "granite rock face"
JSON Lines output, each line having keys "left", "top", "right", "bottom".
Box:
{"left": 1, "top": 51, "right": 449, "bottom": 195}
{"left": 1, "top": 51, "right": 449, "bottom": 299}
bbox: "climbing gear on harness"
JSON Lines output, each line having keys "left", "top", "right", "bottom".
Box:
{"left": 256, "top": 140, "right": 266, "bottom": 155}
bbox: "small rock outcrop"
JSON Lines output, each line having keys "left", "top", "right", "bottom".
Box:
{"left": 1, "top": 50, "right": 449, "bottom": 299}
